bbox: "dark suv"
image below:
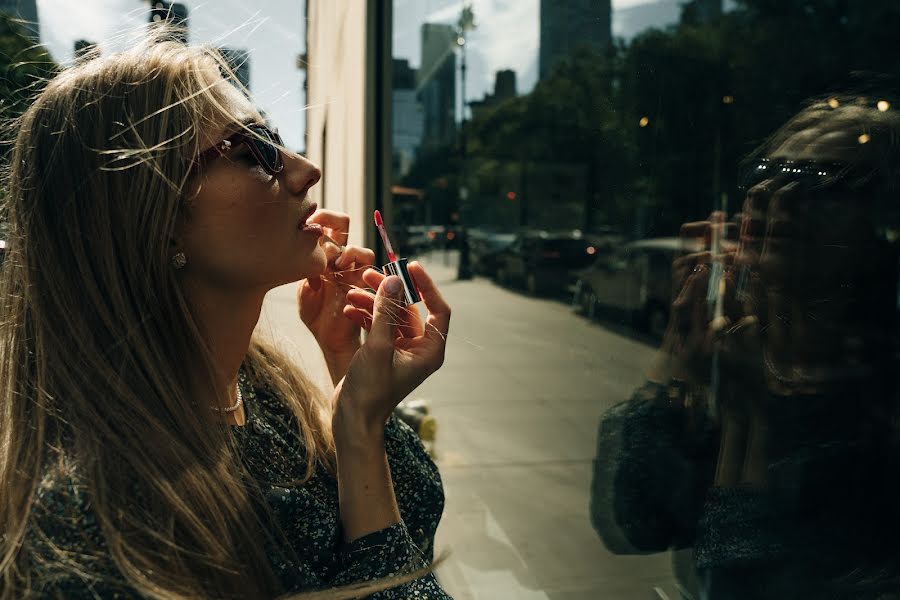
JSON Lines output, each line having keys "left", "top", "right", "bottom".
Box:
{"left": 494, "top": 230, "right": 597, "bottom": 296}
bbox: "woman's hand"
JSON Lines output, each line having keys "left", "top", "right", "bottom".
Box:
{"left": 297, "top": 210, "right": 375, "bottom": 382}
{"left": 651, "top": 212, "right": 743, "bottom": 385}
{"left": 332, "top": 262, "right": 451, "bottom": 438}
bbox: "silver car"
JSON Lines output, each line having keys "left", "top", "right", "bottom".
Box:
{"left": 572, "top": 237, "right": 701, "bottom": 337}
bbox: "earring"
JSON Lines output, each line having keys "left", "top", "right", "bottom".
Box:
{"left": 171, "top": 252, "right": 187, "bottom": 270}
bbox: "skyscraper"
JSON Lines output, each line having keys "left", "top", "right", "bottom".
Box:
{"left": 0, "top": 0, "right": 39, "bottom": 41}
{"left": 393, "top": 59, "right": 424, "bottom": 178}
{"left": 539, "top": 0, "right": 611, "bottom": 80}
{"left": 218, "top": 47, "right": 251, "bottom": 92}
{"left": 149, "top": 1, "right": 188, "bottom": 43}
{"left": 469, "top": 69, "right": 518, "bottom": 121}
{"left": 417, "top": 23, "right": 456, "bottom": 150}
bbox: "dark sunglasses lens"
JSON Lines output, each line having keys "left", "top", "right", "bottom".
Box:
{"left": 249, "top": 126, "right": 282, "bottom": 173}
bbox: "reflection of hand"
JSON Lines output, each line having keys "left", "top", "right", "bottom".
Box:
{"left": 333, "top": 263, "right": 451, "bottom": 434}
{"left": 648, "top": 209, "right": 771, "bottom": 486}
{"left": 298, "top": 209, "right": 375, "bottom": 363}
{"left": 651, "top": 212, "right": 746, "bottom": 385}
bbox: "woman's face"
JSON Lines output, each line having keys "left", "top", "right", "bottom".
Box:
{"left": 740, "top": 119, "right": 888, "bottom": 371}
{"left": 178, "top": 82, "right": 325, "bottom": 294}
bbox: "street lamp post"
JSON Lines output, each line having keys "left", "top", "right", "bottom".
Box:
{"left": 456, "top": 2, "right": 476, "bottom": 280}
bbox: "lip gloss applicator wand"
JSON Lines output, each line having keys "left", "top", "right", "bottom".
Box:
{"left": 374, "top": 210, "right": 421, "bottom": 305}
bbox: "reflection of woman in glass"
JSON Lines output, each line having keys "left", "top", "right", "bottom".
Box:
{"left": 592, "top": 92, "right": 900, "bottom": 599}
{"left": 0, "top": 37, "right": 452, "bottom": 598}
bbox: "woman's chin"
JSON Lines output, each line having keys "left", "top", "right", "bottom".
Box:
{"left": 296, "top": 252, "right": 329, "bottom": 282}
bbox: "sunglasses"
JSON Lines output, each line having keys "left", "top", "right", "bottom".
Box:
{"left": 738, "top": 157, "right": 876, "bottom": 192}
{"left": 194, "top": 122, "right": 285, "bottom": 175}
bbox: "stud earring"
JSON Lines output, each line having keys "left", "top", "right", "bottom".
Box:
{"left": 171, "top": 252, "right": 187, "bottom": 270}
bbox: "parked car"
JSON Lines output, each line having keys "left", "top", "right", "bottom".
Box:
{"left": 469, "top": 230, "right": 516, "bottom": 277}
{"left": 494, "top": 230, "right": 598, "bottom": 296}
{"left": 572, "top": 237, "right": 702, "bottom": 337}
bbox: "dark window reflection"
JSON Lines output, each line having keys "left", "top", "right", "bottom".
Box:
{"left": 392, "top": 0, "right": 900, "bottom": 598}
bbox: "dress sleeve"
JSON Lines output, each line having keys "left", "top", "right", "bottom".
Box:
{"left": 590, "top": 381, "right": 717, "bottom": 554}
{"left": 382, "top": 414, "right": 445, "bottom": 559}
{"left": 332, "top": 521, "right": 450, "bottom": 598}
{"left": 328, "top": 415, "right": 450, "bottom": 598}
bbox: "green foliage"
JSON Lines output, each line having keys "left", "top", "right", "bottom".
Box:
{"left": 0, "top": 12, "right": 56, "bottom": 120}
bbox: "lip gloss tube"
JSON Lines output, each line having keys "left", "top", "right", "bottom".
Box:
{"left": 374, "top": 210, "right": 421, "bottom": 305}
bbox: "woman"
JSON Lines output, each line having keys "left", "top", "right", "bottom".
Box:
{"left": 591, "top": 92, "right": 900, "bottom": 599}
{"left": 0, "top": 35, "right": 452, "bottom": 599}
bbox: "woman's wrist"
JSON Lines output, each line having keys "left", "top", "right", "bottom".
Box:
{"left": 322, "top": 343, "right": 360, "bottom": 386}
{"left": 332, "top": 398, "right": 388, "bottom": 450}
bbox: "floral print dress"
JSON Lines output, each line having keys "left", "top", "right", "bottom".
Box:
{"left": 24, "top": 367, "right": 451, "bottom": 598}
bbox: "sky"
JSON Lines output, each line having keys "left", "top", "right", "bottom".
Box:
{"left": 36, "top": 0, "right": 307, "bottom": 149}
{"left": 33, "top": 0, "right": 702, "bottom": 151}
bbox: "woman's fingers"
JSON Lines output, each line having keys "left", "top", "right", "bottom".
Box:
{"left": 407, "top": 262, "right": 450, "bottom": 343}
{"left": 349, "top": 262, "right": 448, "bottom": 342}
{"left": 307, "top": 209, "right": 351, "bottom": 244}
{"left": 342, "top": 305, "right": 373, "bottom": 332}
{"left": 346, "top": 287, "right": 422, "bottom": 338}
{"left": 335, "top": 245, "right": 375, "bottom": 271}
{"left": 362, "top": 267, "right": 385, "bottom": 290}
{"left": 367, "top": 276, "right": 404, "bottom": 353}
{"left": 680, "top": 221, "right": 711, "bottom": 254}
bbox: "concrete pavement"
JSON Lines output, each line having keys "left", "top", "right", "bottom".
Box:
{"left": 258, "top": 251, "right": 685, "bottom": 600}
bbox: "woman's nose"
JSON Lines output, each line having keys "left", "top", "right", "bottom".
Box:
{"left": 282, "top": 152, "right": 322, "bottom": 196}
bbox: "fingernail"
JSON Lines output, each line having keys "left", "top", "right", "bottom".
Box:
{"left": 385, "top": 276, "right": 402, "bottom": 295}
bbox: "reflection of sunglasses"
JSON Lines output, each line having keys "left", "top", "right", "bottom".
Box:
{"left": 194, "top": 123, "right": 285, "bottom": 175}
{"left": 738, "top": 157, "right": 875, "bottom": 192}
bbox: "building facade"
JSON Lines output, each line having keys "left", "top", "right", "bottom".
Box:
{"left": 305, "top": 1, "right": 392, "bottom": 255}
{"left": 539, "top": 0, "right": 611, "bottom": 80}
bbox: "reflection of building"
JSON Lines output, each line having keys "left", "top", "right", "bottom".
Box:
{"left": 417, "top": 23, "right": 456, "bottom": 150}
{"left": 149, "top": 1, "right": 189, "bottom": 43}
{"left": 613, "top": 0, "right": 681, "bottom": 41}
{"left": 392, "top": 59, "right": 423, "bottom": 178}
{"left": 74, "top": 40, "right": 97, "bottom": 60}
{"left": 539, "top": 0, "right": 611, "bottom": 80}
{"left": 0, "top": 0, "right": 39, "bottom": 40}
{"left": 469, "top": 70, "right": 517, "bottom": 121}
{"left": 218, "top": 47, "right": 251, "bottom": 92}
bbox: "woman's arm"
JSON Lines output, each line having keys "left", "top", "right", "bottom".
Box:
{"left": 591, "top": 381, "right": 717, "bottom": 553}
{"left": 332, "top": 407, "right": 403, "bottom": 540}
{"left": 332, "top": 263, "right": 450, "bottom": 541}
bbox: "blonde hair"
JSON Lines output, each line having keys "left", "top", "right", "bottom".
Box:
{"left": 0, "top": 33, "right": 351, "bottom": 598}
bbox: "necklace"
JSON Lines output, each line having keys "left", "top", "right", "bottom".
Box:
{"left": 211, "top": 384, "right": 243, "bottom": 413}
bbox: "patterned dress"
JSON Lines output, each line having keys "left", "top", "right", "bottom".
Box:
{"left": 24, "top": 367, "right": 451, "bottom": 598}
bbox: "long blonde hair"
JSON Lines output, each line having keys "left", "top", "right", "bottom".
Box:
{"left": 0, "top": 34, "right": 342, "bottom": 599}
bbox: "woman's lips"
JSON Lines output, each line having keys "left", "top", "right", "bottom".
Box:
{"left": 299, "top": 203, "right": 322, "bottom": 235}
{"left": 298, "top": 202, "right": 318, "bottom": 228}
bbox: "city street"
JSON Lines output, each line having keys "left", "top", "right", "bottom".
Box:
{"left": 258, "top": 251, "right": 684, "bottom": 600}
